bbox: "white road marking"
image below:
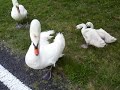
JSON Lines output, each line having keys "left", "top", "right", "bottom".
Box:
{"left": 0, "top": 64, "right": 32, "bottom": 90}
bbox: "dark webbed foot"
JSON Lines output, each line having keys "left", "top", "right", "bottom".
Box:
{"left": 24, "top": 23, "right": 30, "bottom": 29}
{"left": 16, "top": 23, "right": 23, "bottom": 29}
{"left": 42, "top": 71, "right": 51, "bottom": 80}
{"left": 16, "top": 22, "right": 30, "bottom": 29}
{"left": 42, "top": 66, "right": 52, "bottom": 80}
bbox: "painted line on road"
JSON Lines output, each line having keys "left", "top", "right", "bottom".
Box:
{"left": 0, "top": 64, "right": 32, "bottom": 90}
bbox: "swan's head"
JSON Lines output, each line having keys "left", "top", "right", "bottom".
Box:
{"left": 86, "top": 22, "right": 94, "bottom": 28}
{"left": 30, "top": 19, "right": 41, "bottom": 56}
{"left": 76, "top": 23, "right": 86, "bottom": 29}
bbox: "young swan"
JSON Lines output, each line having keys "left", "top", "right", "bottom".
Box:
{"left": 86, "top": 22, "right": 117, "bottom": 43}
{"left": 76, "top": 23, "right": 106, "bottom": 48}
{"left": 11, "top": 0, "right": 28, "bottom": 29}
{"left": 25, "top": 19, "right": 65, "bottom": 80}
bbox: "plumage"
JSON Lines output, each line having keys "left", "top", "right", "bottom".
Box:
{"left": 86, "top": 22, "right": 117, "bottom": 43}
{"left": 76, "top": 23, "right": 106, "bottom": 48}
{"left": 25, "top": 19, "right": 65, "bottom": 70}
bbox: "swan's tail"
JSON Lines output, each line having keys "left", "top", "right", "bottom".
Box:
{"left": 12, "top": 0, "right": 19, "bottom": 6}
{"left": 97, "top": 29, "right": 117, "bottom": 43}
{"left": 54, "top": 33, "right": 65, "bottom": 48}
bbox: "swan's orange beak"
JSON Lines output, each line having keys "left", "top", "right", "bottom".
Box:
{"left": 34, "top": 48, "right": 39, "bottom": 56}
{"left": 33, "top": 42, "right": 39, "bottom": 56}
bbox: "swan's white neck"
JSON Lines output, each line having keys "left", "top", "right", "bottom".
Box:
{"left": 29, "top": 19, "right": 41, "bottom": 56}
{"left": 12, "top": 0, "right": 19, "bottom": 6}
{"left": 25, "top": 42, "right": 41, "bottom": 69}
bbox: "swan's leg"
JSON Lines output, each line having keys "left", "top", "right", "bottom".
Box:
{"left": 16, "top": 18, "right": 30, "bottom": 29}
{"left": 24, "top": 22, "right": 30, "bottom": 29}
{"left": 16, "top": 22, "right": 23, "bottom": 29}
{"left": 16, "top": 22, "right": 30, "bottom": 29}
{"left": 42, "top": 66, "right": 52, "bottom": 80}
{"left": 81, "top": 43, "right": 88, "bottom": 48}
{"left": 23, "top": 17, "right": 30, "bottom": 29}
{"left": 81, "top": 40, "right": 88, "bottom": 48}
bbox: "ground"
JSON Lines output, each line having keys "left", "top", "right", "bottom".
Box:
{"left": 0, "top": 42, "right": 71, "bottom": 90}
{"left": 0, "top": 0, "right": 120, "bottom": 90}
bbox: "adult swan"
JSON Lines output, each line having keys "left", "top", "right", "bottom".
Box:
{"left": 11, "top": 0, "right": 28, "bottom": 29}
{"left": 25, "top": 19, "right": 65, "bottom": 80}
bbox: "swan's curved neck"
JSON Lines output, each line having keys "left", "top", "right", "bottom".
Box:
{"left": 81, "top": 24, "right": 87, "bottom": 30}
{"left": 89, "top": 23, "right": 94, "bottom": 28}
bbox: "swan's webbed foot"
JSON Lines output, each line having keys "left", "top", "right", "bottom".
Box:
{"left": 42, "top": 70, "right": 51, "bottom": 80}
{"left": 42, "top": 66, "right": 52, "bottom": 80}
{"left": 81, "top": 44, "right": 88, "bottom": 49}
{"left": 24, "top": 22, "right": 30, "bottom": 29}
{"left": 16, "top": 22, "right": 30, "bottom": 29}
{"left": 16, "top": 23, "right": 23, "bottom": 29}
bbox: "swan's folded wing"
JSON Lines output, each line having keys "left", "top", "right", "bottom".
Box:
{"left": 40, "top": 30, "right": 55, "bottom": 45}
{"left": 96, "top": 29, "right": 117, "bottom": 43}
{"left": 19, "top": 5, "right": 27, "bottom": 16}
{"left": 85, "top": 30, "right": 106, "bottom": 47}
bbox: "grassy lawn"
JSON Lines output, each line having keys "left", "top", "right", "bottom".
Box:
{"left": 0, "top": 0, "right": 120, "bottom": 89}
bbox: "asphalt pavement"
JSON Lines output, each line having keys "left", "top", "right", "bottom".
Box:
{"left": 0, "top": 43, "right": 68, "bottom": 90}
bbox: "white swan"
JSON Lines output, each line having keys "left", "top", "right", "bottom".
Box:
{"left": 86, "top": 22, "right": 117, "bottom": 43}
{"left": 76, "top": 23, "right": 106, "bottom": 48}
{"left": 11, "top": 0, "right": 28, "bottom": 28}
{"left": 25, "top": 19, "right": 65, "bottom": 80}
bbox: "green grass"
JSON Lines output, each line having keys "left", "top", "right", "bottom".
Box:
{"left": 0, "top": 0, "right": 120, "bottom": 89}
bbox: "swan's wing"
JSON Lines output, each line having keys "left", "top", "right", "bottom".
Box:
{"left": 41, "top": 33, "right": 65, "bottom": 66}
{"left": 82, "top": 28, "right": 99, "bottom": 44}
{"left": 40, "top": 30, "right": 55, "bottom": 45}
{"left": 40, "top": 30, "right": 54, "bottom": 39}
{"left": 85, "top": 29, "right": 106, "bottom": 47}
{"left": 96, "top": 29, "right": 117, "bottom": 43}
{"left": 19, "top": 5, "right": 27, "bottom": 16}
